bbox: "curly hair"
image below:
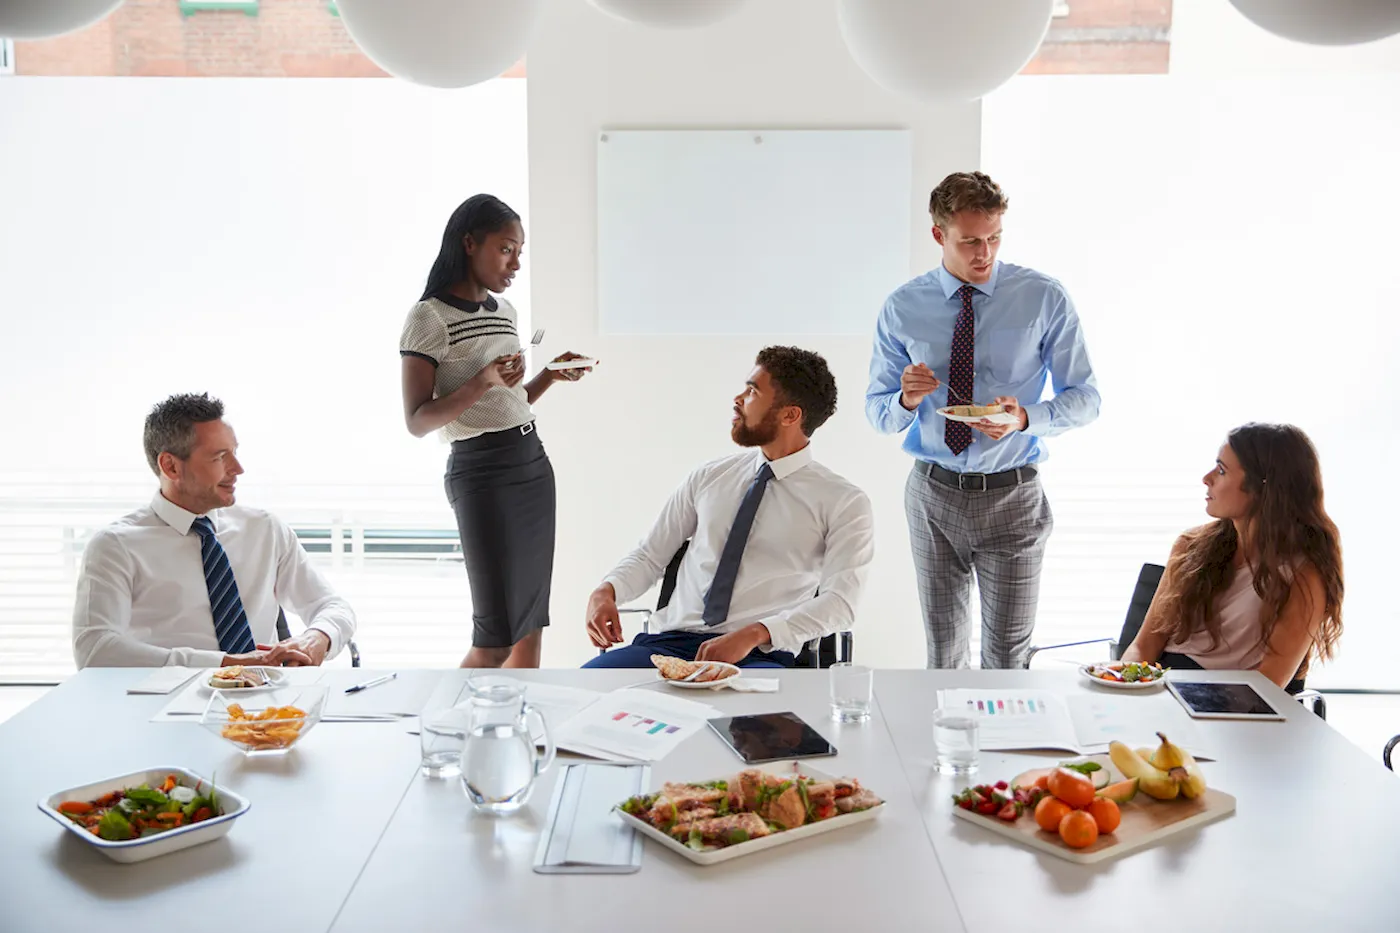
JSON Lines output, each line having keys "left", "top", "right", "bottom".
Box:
{"left": 755, "top": 346, "right": 838, "bottom": 437}
{"left": 929, "top": 171, "right": 1009, "bottom": 226}
{"left": 143, "top": 393, "right": 224, "bottom": 476}
{"left": 1154, "top": 423, "right": 1344, "bottom": 679}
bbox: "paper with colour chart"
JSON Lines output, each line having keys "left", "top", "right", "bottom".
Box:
{"left": 551, "top": 689, "right": 722, "bottom": 763}
{"left": 938, "top": 689, "right": 1214, "bottom": 760}
{"left": 127, "top": 667, "right": 202, "bottom": 695}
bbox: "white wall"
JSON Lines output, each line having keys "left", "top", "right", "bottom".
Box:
{"left": 525, "top": 0, "right": 980, "bottom": 669}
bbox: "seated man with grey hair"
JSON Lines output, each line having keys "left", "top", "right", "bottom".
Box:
{"left": 72, "top": 393, "right": 357, "bottom": 669}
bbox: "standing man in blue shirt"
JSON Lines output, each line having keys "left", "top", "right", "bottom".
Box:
{"left": 866, "top": 172, "right": 1100, "bottom": 669}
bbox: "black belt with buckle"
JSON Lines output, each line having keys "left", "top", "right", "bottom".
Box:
{"left": 915, "top": 461, "right": 1037, "bottom": 492}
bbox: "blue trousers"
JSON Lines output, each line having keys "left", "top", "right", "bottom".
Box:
{"left": 581, "top": 631, "right": 796, "bottom": 669}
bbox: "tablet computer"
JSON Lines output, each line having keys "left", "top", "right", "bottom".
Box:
{"left": 1167, "top": 679, "right": 1285, "bottom": 720}
{"left": 706, "top": 711, "right": 838, "bottom": 765}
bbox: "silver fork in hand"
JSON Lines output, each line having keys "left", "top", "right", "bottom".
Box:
{"left": 520, "top": 328, "right": 544, "bottom": 355}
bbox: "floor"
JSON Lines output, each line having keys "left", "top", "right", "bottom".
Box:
{"left": 2, "top": 682, "right": 1396, "bottom": 771}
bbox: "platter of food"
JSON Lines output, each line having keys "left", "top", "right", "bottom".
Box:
{"left": 38, "top": 767, "right": 249, "bottom": 863}
{"left": 614, "top": 761, "right": 883, "bottom": 865}
{"left": 950, "top": 735, "right": 1235, "bottom": 864}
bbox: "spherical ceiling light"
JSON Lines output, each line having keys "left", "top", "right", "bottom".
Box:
{"left": 1228, "top": 0, "right": 1400, "bottom": 46}
{"left": 0, "top": 0, "right": 124, "bottom": 40}
{"left": 336, "top": 0, "right": 546, "bottom": 90}
{"left": 590, "top": 0, "right": 748, "bottom": 30}
{"left": 837, "top": 0, "right": 1054, "bottom": 103}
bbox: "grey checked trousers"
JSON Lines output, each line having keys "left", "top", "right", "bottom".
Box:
{"left": 904, "top": 466, "right": 1054, "bottom": 669}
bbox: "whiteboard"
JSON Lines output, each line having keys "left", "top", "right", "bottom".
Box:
{"left": 596, "top": 129, "right": 912, "bottom": 336}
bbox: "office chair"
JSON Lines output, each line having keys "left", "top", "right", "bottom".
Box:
{"left": 604, "top": 540, "right": 852, "bottom": 669}
{"left": 1385, "top": 735, "right": 1398, "bottom": 772}
{"left": 276, "top": 607, "right": 361, "bottom": 668}
{"left": 1026, "top": 562, "right": 1326, "bottom": 721}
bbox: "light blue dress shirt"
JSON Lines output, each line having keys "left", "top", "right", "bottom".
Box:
{"left": 865, "top": 261, "right": 1100, "bottom": 473}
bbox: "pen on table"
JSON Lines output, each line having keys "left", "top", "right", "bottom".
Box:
{"left": 345, "top": 672, "right": 398, "bottom": 695}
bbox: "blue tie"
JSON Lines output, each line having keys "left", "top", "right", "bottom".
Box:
{"left": 191, "top": 517, "right": 257, "bottom": 655}
{"left": 702, "top": 462, "right": 775, "bottom": 626}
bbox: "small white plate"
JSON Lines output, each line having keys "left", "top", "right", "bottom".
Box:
{"left": 546, "top": 358, "right": 598, "bottom": 371}
{"left": 657, "top": 661, "right": 741, "bottom": 689}
{"left": 1079, "top": 662, "right": 1167, "bottom": 691}
{"left": 197, "top": 666, "right": 289, "bottom": 696}
{"left": 936, "top": 406, "right": 1019, "bottom": 426}
{"left": 38, "top": 766, "right": 250, "bottom": 864}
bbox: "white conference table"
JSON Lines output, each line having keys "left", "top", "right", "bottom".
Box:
{"left": 6, "top": 667, "right": 1399, "bottom": 933}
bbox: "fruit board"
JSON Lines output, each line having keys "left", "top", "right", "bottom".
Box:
{"left": 950, "top": 753, "right": 1236, "bottom": 865}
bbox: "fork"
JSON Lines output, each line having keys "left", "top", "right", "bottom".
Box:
{"left": 936, "top": 375, "right": 974, "bottom": 405}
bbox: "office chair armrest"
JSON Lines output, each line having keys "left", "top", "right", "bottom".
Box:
{"left": 347, "top": 639, "right": 361, "bottom": 668}
{"left": 1024, "top": 637, "right": 1116, "bottom": 669}
{"left": 1384, "top": 734, "right": 1400, "bottom": 771}
{"left": 597, "top": 607, "right": 653, "bottom": 655}
{"left": 838, "top": 631, "right": 853, "bottom": 665}
{"left": 1292, "top": 688, "right": 1327, "bottom": 721}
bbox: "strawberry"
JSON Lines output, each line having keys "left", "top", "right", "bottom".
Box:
{"left": 976, "top": 800, "right": 999, "bottom": 815}
{"left": 994, "top": 780, "right": 1009, "bottom": 790}
{"left": 996, "top": 801, "right": 1019, "bottom": 821}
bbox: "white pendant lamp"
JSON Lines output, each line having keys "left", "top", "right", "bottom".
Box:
{"left": 838, "top": 0, "right": 1054, "bottom": 103}
{"left": 1229, "top": 0, "right": 1400, "bottom": 46}
{"left": 336, "top": 0, "right": 545, "bottom": 89}
{"left": 0, "top": 0, "right": 124, "bottom": 40}
{"left": 589, "top": 0, "right": 748, "bottom": 30}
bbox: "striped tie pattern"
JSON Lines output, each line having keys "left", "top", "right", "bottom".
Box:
{"left": 191, "top": 517, "right": 257, "bottom": 655}
{"left": 944, "top": 284, "right": 977, "bottom": 455}
{"left": 702, "top": 462, "right": 775, "bottom": 626}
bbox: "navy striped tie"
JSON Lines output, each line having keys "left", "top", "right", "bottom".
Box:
{"left": 191, "top": 517, "right": 257, "bottom": 655}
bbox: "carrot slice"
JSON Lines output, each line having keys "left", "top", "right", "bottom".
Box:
{"left": 57, "top": 801, "right": 93, "bottom": 815}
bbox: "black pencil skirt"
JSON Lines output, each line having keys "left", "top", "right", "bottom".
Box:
{"left": 444, "top": 423, "right": 556, "bottom": 649}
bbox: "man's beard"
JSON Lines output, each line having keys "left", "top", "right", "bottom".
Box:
{"left": 731, "top": 407, "right": 780, "bottom": 447}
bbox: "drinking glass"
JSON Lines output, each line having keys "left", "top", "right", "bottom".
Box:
{"left": 829, "top": 662, "right": 873, "bottom": 723}
{"left": 933, "top": 707, "right": 979, "bottom": 775}
{"left": 420, "top": 704, "right": 471, "bottom": 779}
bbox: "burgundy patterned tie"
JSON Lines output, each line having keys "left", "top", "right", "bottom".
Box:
{"left": 944, "top": 285, "right": 976, "bottom": 455}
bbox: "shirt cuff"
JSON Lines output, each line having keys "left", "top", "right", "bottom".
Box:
{"left": 1021, "top": 402, "right": 1051, "bottom": 437}
{"left": 757, "top": 616, "right": 801, "bottom": 654}
{"left": 888, "top": 395, "right": 918, "bottom": 432}
{"left": 309, "top": 623, "right": 342, "bottom": 659}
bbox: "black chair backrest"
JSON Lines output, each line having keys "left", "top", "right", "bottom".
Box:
{"left": 1115, "top": 563, "right": 1166, "bottom": 655}
{"left": 275, "top": 607, "right": 291, "bottom": 642}
{"left": 655, "top": 540, "right": 691, "bottom": 611}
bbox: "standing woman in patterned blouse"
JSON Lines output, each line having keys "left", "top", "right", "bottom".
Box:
{"left": 400, "top": 194, "right": 592, "bottom": 668}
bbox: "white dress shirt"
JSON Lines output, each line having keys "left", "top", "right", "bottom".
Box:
{"left": 72, "top": 493, "right": 357, "bottom": 669}
{"left": 603, "top": 446, "right": 874, "bottom": 654}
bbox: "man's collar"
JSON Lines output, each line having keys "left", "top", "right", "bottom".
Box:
{"left": 936, "top": 261, "right": 999, "bottom": 300}
{"left": 150, "top": 492, "right": 201, "bottom": 535}
{"left": 761, "top": 443, "right": 813, "bottom": 481}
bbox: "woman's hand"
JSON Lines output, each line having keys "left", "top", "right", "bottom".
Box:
{"left": 474, "top": 353, "right": 525, "bottom": 391}
{"left": 548, "top": 351, "right": 596, "bottom": 383}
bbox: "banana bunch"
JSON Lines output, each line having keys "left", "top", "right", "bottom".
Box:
{"left": 1107, "top": 732, "right": 1208, "bottom": 801}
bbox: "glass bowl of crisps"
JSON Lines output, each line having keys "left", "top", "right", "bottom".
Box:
{"left": 200, "top": 685, "right": 327, "bottom": 756}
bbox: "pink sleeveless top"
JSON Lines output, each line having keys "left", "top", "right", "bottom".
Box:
{"left": 1169, "top": 567, "right": 1269, "bottom": 670}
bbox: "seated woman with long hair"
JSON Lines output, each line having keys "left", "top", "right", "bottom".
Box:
{"left": 1121, "top": 423, "right": 1343, "bottom": 691}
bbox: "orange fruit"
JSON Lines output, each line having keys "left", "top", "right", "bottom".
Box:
{"left": 1058, "top": 809, "right": 1100, "bottom": 849}
{"left": 1032, "top": 774, "right": 1050, "bottom": 792}
{"left": 1034, "top": 795, "right": 1073, "bottom": 832}
{"left": 1086, "top": 797, "right": 1121, "bottom": 834}
{"left": 1047, "top": 767, "right": 1096, "bottom": 809}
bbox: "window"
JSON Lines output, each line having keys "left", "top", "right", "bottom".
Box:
{"left": 982, "top": 76, "right": 1400, "bottom": 688}
{"left": 0, "top": 77, "right": 529, "bottom": 681}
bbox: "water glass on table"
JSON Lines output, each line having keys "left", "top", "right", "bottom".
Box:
{"left": 933, "top": 707, "right": 979, "bottom": 775}
{"left": 420, "top": 705, "right": 471, "bottom": 779}
{"left": 829, "top": 662, "right": 873, "bottom": 723}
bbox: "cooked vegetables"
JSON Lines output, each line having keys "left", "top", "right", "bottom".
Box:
{"left": 56, "top": 775, "right": 223, "bottom": 841}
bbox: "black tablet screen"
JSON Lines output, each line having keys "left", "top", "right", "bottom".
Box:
{"left": 1172, "top": 681, "right": 1281, "bottom": 716}
{"left": 707, "top": 711, "right": 838, "bottom": 764}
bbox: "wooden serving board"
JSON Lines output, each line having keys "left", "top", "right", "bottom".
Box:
{"left": 949, "top": 754, "right": 1236, "bottom": 865}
